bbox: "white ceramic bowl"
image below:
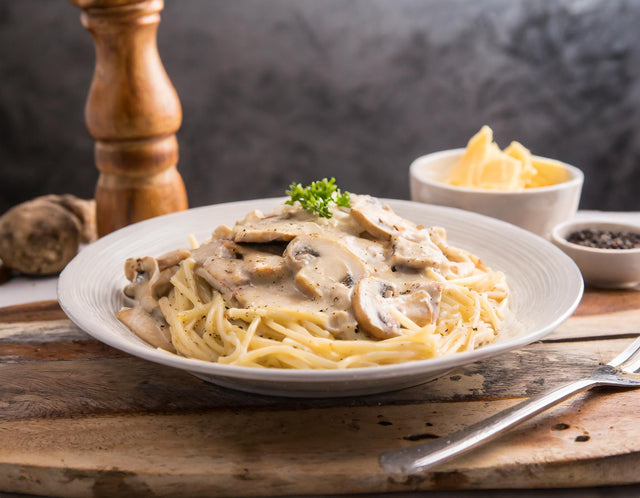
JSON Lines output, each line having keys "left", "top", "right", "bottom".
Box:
{"left": 410, "top": 148, "right": 584, "bottom": 238}
{"left": 551, "top": 219, "right": 640, "bottom": 289}
{"left": 58, "top": 198, "right": 583, "bottom": 398}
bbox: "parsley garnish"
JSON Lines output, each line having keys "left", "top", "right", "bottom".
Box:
{"left": 285, "top": 177, "right": 350, "bottom": 218}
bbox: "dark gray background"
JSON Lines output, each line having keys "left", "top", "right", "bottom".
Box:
{"left": 1, "top": 0, "right": 640, "bottom": 215}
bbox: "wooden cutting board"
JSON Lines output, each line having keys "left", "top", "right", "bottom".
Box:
{"left": 0, "top": 290, "right": 639, "bottom": 497}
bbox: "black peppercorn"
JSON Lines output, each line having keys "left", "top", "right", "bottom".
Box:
{"left": 567, "top": 228, "right": 640, "bottom": 250}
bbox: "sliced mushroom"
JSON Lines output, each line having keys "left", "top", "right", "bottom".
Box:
{"left": 232, "top": 208, "right": 321, "bottom": 243}
{"left": 283, "top": 234, "right": 368, "bottom": 298}
{"left": 352, "top": 277, "right": 444, "bottom": 339}
{"left": 123, "top": 257, "right": 162, "bottom": 312}
{"left": 211, "top": 224, "right": 234, "bottom": 240}
{"left": 197, "top": 240, "right": 289, "bottom": 304}
{"left": 426, "top": 226, "right": 488, "bottom": 277}
{"left": 242, "top": 249, "right": 288, "bottom": 281}
{"left": 191, "top": 239, "right": 237, "bottom": 265}
{"left": 349, "top": 195, "right": 415, "bottom": 240}
{"left": 156, "top": 248, "right": 191, "bottom": 271}
{"left": 117, "top": 306, "right": 175, "bottom": 352}
{"left": 390, "top": 231, "right": 446, "bottom": 270}
{"left": 395, "top": 281, "right": 444, "bottom": 326}
{"left": 124, "top": 256, "right": 153, "bottom": 283}
{"left": 118, "top": 255, "right": 178, "bottom": 352}
{"left": 198, "top": 256, "right": 250, "bottom": 304}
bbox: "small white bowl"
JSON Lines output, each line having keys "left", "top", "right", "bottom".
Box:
{"left": 551, "top": 219, "right": 640, "bottom": 288}
{"left": 410, "top": 148, "right": 584, "bottom": 238}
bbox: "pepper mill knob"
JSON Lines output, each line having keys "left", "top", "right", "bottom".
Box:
{"left": 69, "top": 0, "right": 188, "bottom": 236}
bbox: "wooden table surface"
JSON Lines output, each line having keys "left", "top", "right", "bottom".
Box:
{"left": 1, "top": 290, "right": 639, "bottom": 497}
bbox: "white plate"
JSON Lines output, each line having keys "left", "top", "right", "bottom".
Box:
{"left": 58, "top": 198, "right": 583, "bottom": 398}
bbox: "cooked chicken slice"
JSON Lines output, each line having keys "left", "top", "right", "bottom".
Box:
{"left": 352, "top": 277, "right": 443, "bottom": 339}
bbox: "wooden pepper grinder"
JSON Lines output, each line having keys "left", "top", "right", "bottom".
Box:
{"left": 69, "top": 0, "right": 188, "bottom": 236}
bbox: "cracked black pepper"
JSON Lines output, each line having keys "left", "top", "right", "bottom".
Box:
{"left": 567, "top": 228, "right": 640, "bottom": 250}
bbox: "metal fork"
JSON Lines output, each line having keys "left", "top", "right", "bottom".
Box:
{"left": 379, "top": 335, "right": 640, "bottom": 479}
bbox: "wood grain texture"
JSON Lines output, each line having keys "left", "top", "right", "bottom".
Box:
{"left": 69, "top": 0, "right": 188, "bottom": 236}
{"left": 0, "top": 299, "right": 65, "bottom": 323}
{"left": 0, "top": 390, "right": 638, "bottom": 497}
{"left": 0, "top": 290, "right": 638, "bottom": 496}
{"left": 572, "top": 288, "right": 640, "bottom": 316}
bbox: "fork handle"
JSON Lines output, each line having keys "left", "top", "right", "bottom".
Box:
{"left": 379, "top": 377, "right": 598, "bottom": 478}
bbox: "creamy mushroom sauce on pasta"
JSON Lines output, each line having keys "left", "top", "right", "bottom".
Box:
{"left": 117, "top": 195, "right": 508, "bottom": 369}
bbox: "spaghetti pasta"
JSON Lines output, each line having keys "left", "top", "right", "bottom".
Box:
{"left": 117, "top": 194, "right": 508, "bottom": 369}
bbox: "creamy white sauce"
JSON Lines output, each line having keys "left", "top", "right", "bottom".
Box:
{"left": 189, "top": 195, "right": 458, "bottom": 339}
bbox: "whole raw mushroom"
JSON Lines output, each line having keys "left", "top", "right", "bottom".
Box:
{"left": 0, "top": 195, "right": 96, "bottom": 277}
